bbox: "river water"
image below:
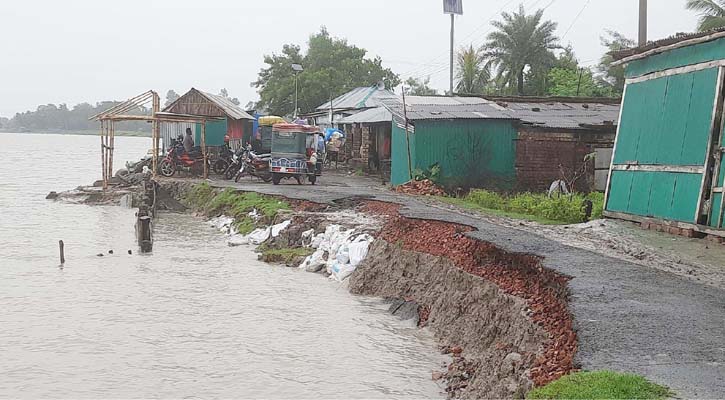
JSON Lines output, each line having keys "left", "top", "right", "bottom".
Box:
{"left": 0, "top": 133, "right": 445, "bottom": 399}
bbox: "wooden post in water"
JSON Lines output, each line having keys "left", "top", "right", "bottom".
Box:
{"left": 58, "top": 240, "right": 65, "bottom": 264}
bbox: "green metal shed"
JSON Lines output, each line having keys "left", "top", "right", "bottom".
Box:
{"left": 605, "top": 30, "right": 725, "bottom": 235}
{"left": 391, "top": 119, "right": 517, "bottom": 187}
{"left": 385, "top": 97, "right": 518, "bottom": 188}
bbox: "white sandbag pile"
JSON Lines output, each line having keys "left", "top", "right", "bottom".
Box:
{"left": 298, "top": 225, "right": 374, "bottom": 281}
{"left": 228, "top": 220, "right": 291, "bottom": 246}
{"left": 208, "top": 213, "right": 290, "bottom": 247}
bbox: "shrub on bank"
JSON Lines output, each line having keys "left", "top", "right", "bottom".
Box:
{"left": 526, "top": 370, "right": 671, "bottom": 399}
{"left": 185, "top": 184, "right": 290, "bottom": 234}
{"left": 462, "top": 190, "right": 605, "bottom": 224}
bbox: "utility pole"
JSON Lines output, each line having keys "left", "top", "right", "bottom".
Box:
{"left": 638, "top": 0, "right": 647, "bottom": 47}
{"left": 444, "top": 0, "right": 463, "bottom": 96}
{"left": 291, "top": 64, "right": 304, "bottom": 118}
{"left": 450, "top": 13, "right": 455, "bottom": 96}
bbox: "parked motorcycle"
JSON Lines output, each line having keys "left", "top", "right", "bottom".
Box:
{"left": 234, "top": 145, "right": 272, "bottom": 183}
{"left": 158, "top": 138, "right": 210, "bottom": 177}
{"left": 223, "top": 148, "right": 245, "bottom": 180}
{"left": 212, "top": 143, "right": 234, "bottom": 175}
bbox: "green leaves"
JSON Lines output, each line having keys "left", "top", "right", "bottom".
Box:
{"left": 687, "top": 0, "right": 725, "bottom": 31}
{"left": 483, "top": 5, "right": 560, "bottom": 95}
{"left": 404, "top": 77, "right": 438, "bottom": 96}
{"left": 455, "top": 45, "right": 490, "bottom": 95}
{"left": 253, "top": 28, "right": 400, "bottom": 116}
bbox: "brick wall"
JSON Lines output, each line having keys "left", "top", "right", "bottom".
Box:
{"left": 515, "top": 130, "right": 614, "bottom": 193}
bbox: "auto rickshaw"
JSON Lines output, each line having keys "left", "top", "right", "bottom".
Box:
{"left": 269, "top": 123, "right": 323, "bottom": 185}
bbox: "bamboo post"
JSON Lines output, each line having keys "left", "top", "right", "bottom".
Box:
{"left": 100, "top": 120, "right": 106, "bottom": 188}
{"left": 201, "top": 121, "right": 208, "bottom": 178}
{"left": 59, "top": 240, "right": 65, "bottom": 264}
{"left": 402, "top": 87, "right": 413, "bottom": 181}
{"left": 108, "top": 121, "right": 115, "bottom": 181}
{"left": 152, "top": 92, "right": 160, "bottom": 178}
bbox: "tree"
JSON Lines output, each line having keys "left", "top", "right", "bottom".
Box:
{"left": 253, "top": 27, "right": 400, "bottom": 116}
{"left": 484, "top": 5, "right": 560, "bottom": 95}
{"left": 686, "top": 0, "right": 725, "bottom": 31}
{"left": 598, "top": 30, "right": 636, "bottom": 94}
{"left": 404, "top": 77, "right": 438, "bottom": 96}
{"left": 165, "top": 90, "right": 180, "bottom": 107}
{"left": 547, "top": 67, "right": 613, "bottom": 97}
{"left": 218, "top": 88, "right": 240, "bottom": 106}
{"left": 455, "top": 45, "right": 490, "bottom": 95}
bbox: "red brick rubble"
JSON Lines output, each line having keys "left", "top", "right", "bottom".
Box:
{"left": 394, "top": 179, "right": 447, "bottom": 196}
{"left": 361, "top": 201, "right": 576, "bottom": 386}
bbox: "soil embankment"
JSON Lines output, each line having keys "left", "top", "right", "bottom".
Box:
{"left": 161, "top": 181, "right": 577, "bottom": 399}
{"left": 350, "top": 241, "right": 547, "bottom": 398}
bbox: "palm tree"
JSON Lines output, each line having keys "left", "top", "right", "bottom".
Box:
{"left": 483, "top": 5, "right": 559, "bottom": 95}
{"left": 455, "top": 45, "right": 490, "bottom": 94}
{"left": 686, "top": 0, "right": 725, "bottom": 32}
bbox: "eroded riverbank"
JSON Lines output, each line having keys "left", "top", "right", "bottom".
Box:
{"left": 167, "top": 181, "right": 575, "bottom": 399}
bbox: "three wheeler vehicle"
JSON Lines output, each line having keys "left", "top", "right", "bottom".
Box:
{"left": 269, "top": 123, "right": 323, "bottom": 185}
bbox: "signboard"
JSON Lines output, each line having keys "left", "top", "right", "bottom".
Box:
{"left": 444, "top": 0, "right": 463, "bottom": 15}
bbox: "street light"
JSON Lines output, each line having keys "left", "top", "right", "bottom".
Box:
{"left": 291, "top": 64, "right": 304, "bottom": 117}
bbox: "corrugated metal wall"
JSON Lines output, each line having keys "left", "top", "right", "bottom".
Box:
{"left": 391, "top": 119, "right": 516, "bottom": 187}
{"left": 194, "top": 119, "right": 228, "bottom": 147}
{"left": 160, "top": 122, "right": 195, "bottom": 151}
{"left": 391, "top": 122, "right": 415, "bottom": 185}
{"left": 607, "top": 66, "right": 719, "bottom": 224}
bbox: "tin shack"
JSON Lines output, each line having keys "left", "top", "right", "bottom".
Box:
{"left": 163, "top": 88, "right": 254, "bottom": 149}
{"left": 605, "top": 30, "right": 725, "bottom": 236}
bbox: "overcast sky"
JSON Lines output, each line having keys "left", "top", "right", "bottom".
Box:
{"left": 0, "top": 0, "right": 698, "bottom": 117}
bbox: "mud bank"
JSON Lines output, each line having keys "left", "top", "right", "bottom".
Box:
{"left": 162, "top": 181, "right": 576, "bottom": 399}
{"left": 350, "top": 241, "right": 547, "bottom": 398}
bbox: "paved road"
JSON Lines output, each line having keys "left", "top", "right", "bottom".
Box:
{"left": 212, "top": 173, "right": 725, "bottom": 398}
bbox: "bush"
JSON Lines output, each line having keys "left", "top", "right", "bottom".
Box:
{"left": 466, "top": 189, "right": 506, "bottom": 210}
{"left": 461, "top": 190, "right": 605, "bottom": 224}
{"left": 186, "top": 185, "right": 290, "bottom": 234}
{"left": 527, "top": 370, "right": 671, "bottom": 399}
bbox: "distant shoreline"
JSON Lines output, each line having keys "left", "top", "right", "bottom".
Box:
{"left": 0, "top": 130, "right": 151, "bottom": 137}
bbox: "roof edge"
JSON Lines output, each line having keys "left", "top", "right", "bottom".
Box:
{"left": 482, "top": 95, "right": 622, "bottom": 105}
{"left": 611, "top": 28, "right": 725, "bottom": 66}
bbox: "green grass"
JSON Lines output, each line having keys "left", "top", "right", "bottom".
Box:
{"left": 185, "top": 183, "right": 290, "bottom": 234}
{"left": 527, "top": 371, "right": 672, "bottom": 400}
{"left": 436, "top": 190, "right": 604, "bottom": 225}
{"left": 260, "top": 247, "right": 314, "bottom": 264}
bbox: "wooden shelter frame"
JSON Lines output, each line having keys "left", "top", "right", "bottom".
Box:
{"left": 90, "top": 91, "right": 222, "bottom": 188}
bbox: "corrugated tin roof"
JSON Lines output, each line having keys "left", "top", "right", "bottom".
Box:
{"left": 381, "top": 96, "right": 620, "bottom": 130}
{"left": 500, "top": 101, "right": 620, "bottom": 130}
{"left": 612, "top": 28, "right": 725, "bottom": 62}
{"left": 316, "top": 86, "right": 398, "bottom": 111}
{"left": 382, "top": 96, "right": 513, "bottom": 121}
{"left": 336, "top": 107, "right": 393, "bottom": 124}
{"left": 199, "top": 91, "right": 255, "bottom": 120}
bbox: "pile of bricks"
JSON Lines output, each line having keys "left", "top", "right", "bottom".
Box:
{"left": 394, "top": 179, "right": 447, "bottom": 196}
{"left": 639, "top": 222, "right": 698, "bottom": 238}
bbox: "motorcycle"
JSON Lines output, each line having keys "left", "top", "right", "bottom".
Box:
{"left": 233, "top": 145, "right": 272, "bottom": 183}
{"left": 212, "top": 143, "right": 234, "bottom": 175}
{"left": 158, "top": 138, "right": 210, "bottom": 177}
{"left": 223, "top": 148, "right": 245, "bottom": 180}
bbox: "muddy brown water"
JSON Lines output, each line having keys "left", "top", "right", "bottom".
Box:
{"left": 0, "top": 133, "right": 446, "bottom": 399}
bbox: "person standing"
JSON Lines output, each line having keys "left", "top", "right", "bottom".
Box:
{"left": 183, "top": 127, "right": 194, "bottom": 153}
